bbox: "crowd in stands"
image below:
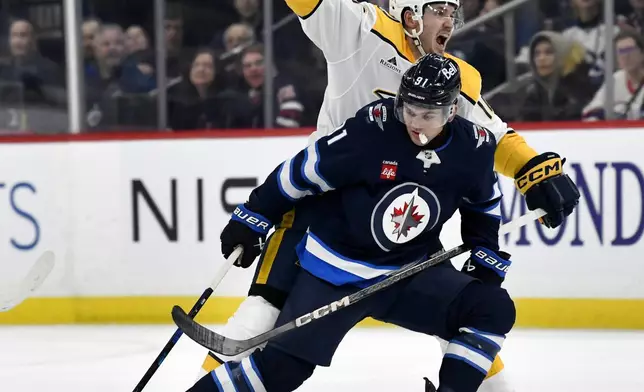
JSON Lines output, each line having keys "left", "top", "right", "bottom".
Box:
{"left": 0, "top": 0, "right": 642, "bottom": 134}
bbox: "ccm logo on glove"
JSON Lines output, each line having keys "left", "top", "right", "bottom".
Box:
{"left": 515, "top": 157, "right": 561, "bottom": 193}
{"left": 472, "top": 248, "right": 511, "bottom": 277}
{"left": 232, "top": 205, "right": 271, "bottom": 234}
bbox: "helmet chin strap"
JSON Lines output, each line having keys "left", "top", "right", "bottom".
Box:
{"left": 403, "top": 14, "right": 427, "bottom": 57}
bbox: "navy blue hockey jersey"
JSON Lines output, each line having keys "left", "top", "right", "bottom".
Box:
{"left": 247, "top": 99, "right": 502, "bottom": 286}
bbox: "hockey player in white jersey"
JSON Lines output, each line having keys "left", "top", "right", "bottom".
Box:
{"left": 197, "top": 0, "right": 580, "bottom": 390}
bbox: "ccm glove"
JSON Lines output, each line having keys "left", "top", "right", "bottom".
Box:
{"left": 462, "top": 247, "right": 512, "bottom": 285}
{"left": 515, "top": 152, "right": 580, "bottom": 228}
{"left": 221, "top": 204, "right": 273, "bottom": 268}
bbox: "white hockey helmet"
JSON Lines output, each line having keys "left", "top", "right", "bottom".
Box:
{"left": 389, "top": 0, "right": 463, "bottom": 55}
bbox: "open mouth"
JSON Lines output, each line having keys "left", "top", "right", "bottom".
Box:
{"left": 436, "top": 34, "right": 448, "bottom": 49}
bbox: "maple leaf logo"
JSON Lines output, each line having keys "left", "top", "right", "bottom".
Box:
{"left": 390, "top": 195, "right": 425, "bottom": 240}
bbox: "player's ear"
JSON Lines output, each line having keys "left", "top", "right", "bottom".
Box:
{"left": 403, "top": 9, "right": 419, "bottom": 31}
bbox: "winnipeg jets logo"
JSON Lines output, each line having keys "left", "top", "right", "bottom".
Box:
{"left": 368, "top": 103, "right": 387, "bottom": 130}
{"left": 371, "top": 183, "right": 441, "bottom": 251}
{"left": 390, "top": 188, "right": 425, "bottom": 240}
{"left": 473, "top": 125, "right": 491, "bottom": 149}
{"left": 416, "top": 150, "right": 441, "bottom": 171}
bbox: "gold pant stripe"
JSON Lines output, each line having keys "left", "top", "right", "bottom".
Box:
{"left": 255, "top": 210, "right": 296, "bottom": 285}
{"left": 201, "top": 351, "right": 224, "bottom": 372}
{"left": 485, "top": 355, "right": 505, "bottom": 379}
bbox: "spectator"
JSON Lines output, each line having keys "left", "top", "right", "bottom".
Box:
{"left": 164, "top": 4, "right": 193, "bottom": 81}
{"left": 518, "top": 31, "right": 594, "bottom": 121}
{"left": 583, "top": 29, "right": 644, "bottom": 120}
{"left": 236, "top": 44, "right": 304, "bottom": 128}
{"left": 233, "top": 0, "right": 261, "bottom": 39}
{"left": 223, "top": 23, "right": 256, "bottom": 53}
{"left": 82, "top": 18, "right": 101, "bottom": 62}
{"left": 167, "top": 48, "right": 246, "bottom": 130}
{"left": 0, "top": 18, "right": 64, "bottom": 107}
{"left": 85, "top": 24, "right": 156, "bottom": 130}
{"left": 125, "top": 25, "right": 149, "bottom": 55}
{"left": 562, "top": 0, "right": 620, "bottom": 86}
{"left": 618, "top": 0, "right": 644, "bottom": 34}
{"left": 218, "top": 23, "right": 256, "bottom": 89}
{"left": 462, "top": 0, "right": 507, "bottom": 91}
{"left": 85, "top": 24, "right": 154, "bottom": 95}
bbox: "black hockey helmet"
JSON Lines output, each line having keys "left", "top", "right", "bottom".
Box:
{"left": 394, "top": 53, "right": 461, "bottom": 127}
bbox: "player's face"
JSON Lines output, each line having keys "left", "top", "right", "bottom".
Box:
{"left": 533, "top": 40, "right": 556, "bottom": 77}
{"left": 420, "top": 4, "right": 457, "bottom": 55}
{"left": 402, "top": 103, "right": 449, "bottom": 146}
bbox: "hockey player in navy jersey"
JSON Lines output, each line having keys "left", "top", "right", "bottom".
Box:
{"left": 189, "top": 54, "right": 520, "bottom": 392}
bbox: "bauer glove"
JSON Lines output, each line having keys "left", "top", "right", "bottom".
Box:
{"left": 221, "top": 204, "right": 272, "bottom": 268}
{"left": 514, "top": 152, "right": 580, "bottom": 228}
{"left": 462, "top": 247, "right": 512, "bottom": 285}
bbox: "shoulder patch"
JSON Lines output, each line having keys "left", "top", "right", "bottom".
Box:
{"left": 366, "top": 101, "right": 390, "bottom": 130}
{"left": 444, "top": 53, "right": 482, "bottom": 104}
{"left": 371, "top": 7, "right": 415, "bottom": 62}
{"left": 472, "top": 124, "right": 493, "bottom": 149}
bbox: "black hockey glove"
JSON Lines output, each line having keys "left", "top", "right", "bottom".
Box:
{"left": 220, "top": 204, "right": 273, "bottom": 268}
{"left": 515, "top": 152, "right": 580, "bottom": 228}
{"left": 462, "top": 247, "right": 512, "bottom": 286}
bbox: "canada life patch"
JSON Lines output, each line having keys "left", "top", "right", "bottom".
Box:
{"left": 371, "top": 183, "right": 441, "bottom": 252}
{"left": 380, "top": 160, "right": 398, "bottom": 180}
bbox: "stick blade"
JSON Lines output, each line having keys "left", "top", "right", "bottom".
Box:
{"left": 20, "top": 251, "right": 55, "bottom": 294}
{"left": 0, "top": 251, "right": 55, "bottom": 312}
{"left": 171, "top": 305, "right": 247, "bottom": 356}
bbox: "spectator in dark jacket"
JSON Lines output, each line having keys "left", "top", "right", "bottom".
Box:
{"left": 0, "top": 18, "right": 64, "bottom": 106}
{"left": 236, "top": 44, "right": 305, "bottom": 128}
{"left": 168, "top": 48, "right": 247, "bottom": 130}
{"left": 85, "top": 24, "right": 155, "bottom": 96}
{"left": 519, "top": 31, "right": 595, "bottom": 121}
{"left": 84, "top": 24, "right": 156, "bottom": 130}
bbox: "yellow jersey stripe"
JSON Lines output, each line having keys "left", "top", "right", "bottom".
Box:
{"left": 371, "top": 6, "right": 415, "bottom": 62}
{"left": 255, "top": 210, "right": 296, "bottom": 285}
{"left": 444, "top": 53, "right": 482, "bottom": 104}
{"left": 287, "top": 0, "right": 323, "bottom": 19}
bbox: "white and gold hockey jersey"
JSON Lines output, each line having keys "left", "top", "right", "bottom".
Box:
{"left": 286, "top": 0, "right": 537, "bottom": 178}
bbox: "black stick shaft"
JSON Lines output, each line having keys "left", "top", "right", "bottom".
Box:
{"left": 132, "top": 287, "right": 214, "bottom": 391}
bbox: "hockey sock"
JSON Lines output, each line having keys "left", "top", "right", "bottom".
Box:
{"left": 439, "top": 327, "right": 505, "bottom": 392}
{"left": 188, "top": 356, "right": 266, "bottom": 392}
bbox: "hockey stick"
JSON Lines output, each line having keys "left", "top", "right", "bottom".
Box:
{"left": 132, "top": 247, "right": 242, "bottom": 392}
{"left": 172, "top": 208, "right": 547, "bottom": 356}
{"left": 0, "top": 251, "right": 55, "bottom": 312}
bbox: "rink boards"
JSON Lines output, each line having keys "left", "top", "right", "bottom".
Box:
{"left": 0, "top": 124, "right": 643, "bottom": 328}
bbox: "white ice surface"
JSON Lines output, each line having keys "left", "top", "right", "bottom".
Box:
{"left": 0, "top": 326, "right": 642, "bottom": 391}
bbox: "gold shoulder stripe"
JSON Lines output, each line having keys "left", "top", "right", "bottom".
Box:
{"left": 445, "top": 53, "right": 481, "bottom": 104}
{"left": 371, "top": 6, "right": 415, "bottom": 62}
{"left": 287, "top": 0, "right": 323, "bottom": 19}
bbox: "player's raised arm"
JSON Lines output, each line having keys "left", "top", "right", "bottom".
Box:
{"left": 458, "top": 73, "right": 579, "bottom": 230}
{"left": 220, "top": 120, "right": 366, "bottom": 268}
{"left": 286, "top": 0, "right": 377, "bottom": 61}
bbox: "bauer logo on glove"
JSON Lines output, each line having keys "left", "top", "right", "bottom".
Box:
{"left": 232, "top": 205, "right": 272, "bottom": 235}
